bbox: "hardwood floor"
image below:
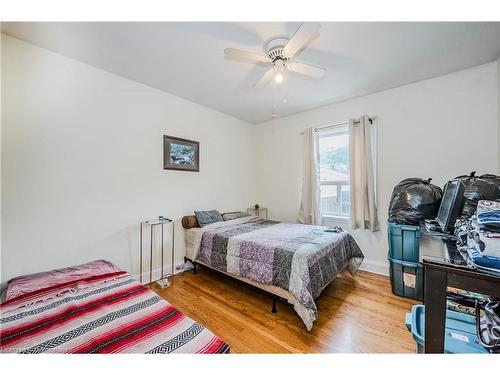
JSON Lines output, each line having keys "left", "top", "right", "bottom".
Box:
{"left": 151, "top": 266, "right": 418, "bottom": 353}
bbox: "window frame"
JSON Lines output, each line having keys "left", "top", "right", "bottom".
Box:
{"left": 318, "top": 124, "right": 351, "bottom": 225}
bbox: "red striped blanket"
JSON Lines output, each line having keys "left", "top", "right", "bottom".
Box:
{"left": 0, "top": 270, "right": 229, "bottom": 354}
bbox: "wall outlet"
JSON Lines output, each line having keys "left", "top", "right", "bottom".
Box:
{"left": 155, "top": 278, "right": 170, "bottom": 289}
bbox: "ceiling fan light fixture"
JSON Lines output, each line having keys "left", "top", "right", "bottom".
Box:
{"left": 224, "top": 23, "right": 326, "bottom": 91}
{"left": 274, "top": 60, "right": 285, "bottom": 84}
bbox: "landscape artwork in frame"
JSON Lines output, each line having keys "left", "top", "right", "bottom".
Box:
{"left": 163, "top": 135, "right": 200, "bottom": 172}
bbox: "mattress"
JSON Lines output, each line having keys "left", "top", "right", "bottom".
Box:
{"left": 0, "top": 261, "right": 229, "bottom": 354}
{"left": 184, "top": 222, "right": 295, "bottom": 309}
{"left": 185, "top": 227, "right": 200, "bottom": 261}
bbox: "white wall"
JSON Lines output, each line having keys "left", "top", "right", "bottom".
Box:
{"left": 2, "top": 34, "right": 499, "bottom": 283}
{"left": 1, "top": 35, "right": 255, "bottom": 283}
{"left": 254, "top": 63, "right": 498, "bottom": 275}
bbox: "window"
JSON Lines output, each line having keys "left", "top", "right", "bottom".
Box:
{"left": 318, "top": 125, "right": 350, "bottom": 221}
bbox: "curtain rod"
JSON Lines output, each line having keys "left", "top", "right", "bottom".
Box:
{"left": 314, "top": 117, "right": 374, "bottom": 132}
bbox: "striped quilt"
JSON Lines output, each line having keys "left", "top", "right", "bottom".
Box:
{"left": 0, "top": 270, "right": 229, "bottom": 354}
{"left": 192, "top": 217, "right": 364, "bottom": 330}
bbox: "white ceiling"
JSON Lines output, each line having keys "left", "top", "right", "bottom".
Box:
{"left": 3, "top": 22, "right": 500, "bottom": 124}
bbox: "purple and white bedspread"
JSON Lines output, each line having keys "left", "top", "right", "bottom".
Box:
{"left": 192, "top": 216, "right": 364, "bottom": 330}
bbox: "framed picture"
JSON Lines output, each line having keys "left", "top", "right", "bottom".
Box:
{"left": 163, "top": 135, "right": 200, "bottom": 172}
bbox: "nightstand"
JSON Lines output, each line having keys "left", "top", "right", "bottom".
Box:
{"left": 247, "top": 207, "right": 268, "bottom": 219}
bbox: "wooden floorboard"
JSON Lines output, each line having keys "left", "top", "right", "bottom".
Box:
{"left": 151, "top": 267, "right": 417, "bottom": 353}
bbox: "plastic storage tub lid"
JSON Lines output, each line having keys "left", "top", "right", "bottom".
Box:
{"left": 405, "top": 305, "right": 488, "bottom": 354}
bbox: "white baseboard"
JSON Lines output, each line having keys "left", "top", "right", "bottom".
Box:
{"left": 131, "top": 267, "right": 162, "bottom": 284}
{"left": 131, "top": 262, "right": 190, "bottom": 284}
{"left": 358, "top": 259, "right": 389, "bottom": 276}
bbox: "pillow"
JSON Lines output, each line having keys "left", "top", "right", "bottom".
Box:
{"left": 194, "top": 210, "right": 223, "bottom": 227}
{"left": 222, "top": 211, "right": 250, "bottom": 221}
{"left": 181, "top": 215, "right": 200, "bottom": 229}
{"left": 5, "top": 260, "right": 121, "bottom": 301}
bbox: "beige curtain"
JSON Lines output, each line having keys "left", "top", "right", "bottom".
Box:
{"left": 298, "top": 127, "right": 321, "bottom": 225}
{"left": 349, "top": 116, "right": 379, "bottom": 231}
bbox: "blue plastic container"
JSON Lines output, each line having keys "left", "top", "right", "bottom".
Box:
{"left": 389, "top": 257, "right": 423, "bottom": 301}
{"left": 388, "top": 223, "right": 420, "bottom": 262}
{"left": 405, "top": 305, "right": 488, "bottom": 354}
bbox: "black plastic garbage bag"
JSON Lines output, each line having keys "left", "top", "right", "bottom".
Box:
{"left": 388, "top": 178, "right": 443, "bottom": 225}
{"left": 454, "top": 172, "right": 500, "bottom": 217}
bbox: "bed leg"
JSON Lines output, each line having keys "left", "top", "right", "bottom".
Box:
{"left": 193, "top": 262, "right": 197, "bottom": 274}
{"left": 272, "top": 298, "right": 277, "bottom": 314}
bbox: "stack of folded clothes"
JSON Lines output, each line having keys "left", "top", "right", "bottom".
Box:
{"left": 467, "top": 200, "right": 500, "bottom": 272}
{"left": 477, "top": 199, "right": 500, "bottom": 233}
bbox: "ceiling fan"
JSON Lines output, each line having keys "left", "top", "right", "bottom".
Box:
{"left": 224, "top": 23, "right": 327, "bottom": 89}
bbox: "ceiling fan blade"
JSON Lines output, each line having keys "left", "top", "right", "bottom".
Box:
{"left": 224, "top": 48, "right": 270, "bottom": 64}
{"left": 283, "top": 22, "right": 321, "bottom": 59}
{"left": 287, "top": 61, "right": 326, "bottom": 79}
{"left": 254, "top": 68, "right": 275, "bottom": 89}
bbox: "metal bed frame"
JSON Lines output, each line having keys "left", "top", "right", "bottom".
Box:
{"left": 187, "top": 258, "right": 286, "bottom": 313}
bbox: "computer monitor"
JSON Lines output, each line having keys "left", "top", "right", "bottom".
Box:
{"left": 436, "top": 180, "right": 465, "bottom": 233}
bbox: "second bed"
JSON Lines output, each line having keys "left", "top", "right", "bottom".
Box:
{"left": 184, "top": 215, "right": 364, "bottom": 330}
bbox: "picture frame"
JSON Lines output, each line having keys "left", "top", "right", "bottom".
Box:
{"left": 163, "top": 135, "right": 200, "bottom": 172}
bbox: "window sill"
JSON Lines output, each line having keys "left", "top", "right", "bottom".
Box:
{"left": 322, "top": 215, "right": 350, "bottom": 227}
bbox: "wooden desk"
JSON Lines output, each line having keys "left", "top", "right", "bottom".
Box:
{"left": 421, "top": 232, "right": 500, "bottom": 353}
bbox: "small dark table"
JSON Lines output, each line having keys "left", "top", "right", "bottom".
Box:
{"left": 421, "top": 229, "right": 500, "bottom": 353}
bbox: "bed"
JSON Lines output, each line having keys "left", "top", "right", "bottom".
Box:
{"left": 0, "top": 260, "right": 229, "bottom": 354}
{"left": 184, "top": 215, "right": 364, "bottom": 330}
